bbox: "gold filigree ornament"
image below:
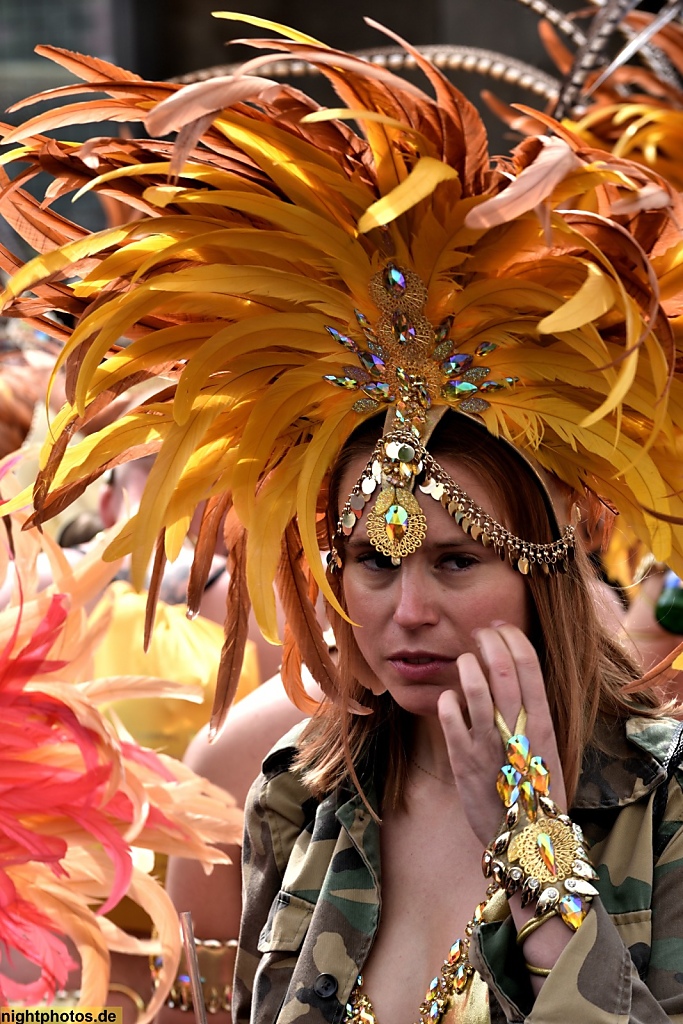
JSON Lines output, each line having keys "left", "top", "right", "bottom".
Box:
{"left": 508, "top": 817, "right": 578, "bottom": 885}
{"left": 482, "top": 707, "right": 598, "bottom": 933}
{"left": 365, "top": 487, "right": 427, "bottom": 563}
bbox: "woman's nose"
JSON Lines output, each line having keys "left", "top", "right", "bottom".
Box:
{"left": 392, "top": 562, "right": 440, "bottom": 629}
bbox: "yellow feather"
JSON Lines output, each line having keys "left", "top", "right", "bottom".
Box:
{"left": 358, "top": 157, "right": 459, "bottom": 233}
{"left": 538, "top": 262, "right": 617, "bottom": 333}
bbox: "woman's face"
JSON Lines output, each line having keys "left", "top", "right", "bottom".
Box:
{"left": 339, "top": 452, "right": 532, "bottom": 718}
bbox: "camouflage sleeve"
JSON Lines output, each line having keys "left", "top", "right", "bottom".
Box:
{"left": 648, "top": 771, "right": 683, "bottom": 1018}
{"left": 471, "top": 778, "right": 683, "bottom": 1022}
{"left": 233, "top": 766, "right": 309, "bottom": 1024}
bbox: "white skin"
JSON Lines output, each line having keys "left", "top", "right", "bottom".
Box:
{"left": 339, "top": 453, "right": 571, "bottom": 1018}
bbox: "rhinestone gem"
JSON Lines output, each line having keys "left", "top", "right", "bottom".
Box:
{"left": 528, "top": 755, "right": 550, "bottom": 795}
{"left": 392, "top": 309, "right": 417, "bottom": 344}
{"left": 441, "top": 379, "right": 478, "bottom": 399}
{"left": 475, "top": 341, "right": 497, "bottom": 356}
{"left": 481, "top": 849, "right": 493, "bottom": 877}
{"left": 480, "top": 380, "right": 505, "bottom": 391}
{"left": 448, "top": 939, "right": 464, "bottom": 964}
{"left": 385, "top": 504, "right": 409, "bottom": 542}
{"left": 537, "top": 833, "right": 558, "bottom": 876}
{"left": 519, "top": 779, "right": 537, "bottom": 820}
{"left": 434, "top": 315, "right": 454, "bottom": 344}
{"left": 454, "top": 965, "right": 470, "bottom": 993}
{"left": 442, "top": 352, "right": 474, "bottom": 376}
{"left": 429, "top": 1001, "right": 440, "bottom": 1019}
{"left": 360, "top": 351, "right": 385, "bottom": 375}
{"left": 558, "top": 893, "right": 588, "bottom": 930}
{"left": 364, "top": 382, "right": 391, "bottom": 399}
{"left": 383, "top": 263, "right": 407, "bottom": 295}
{"left": 506, "top": 734, "right": 531, "bottom": 773}
{"left": 496, "top": 764, "right": 522, "bottom": 807}
{"left": 324, "top": 375, "right": 358, "bottom": 389}
{"left": 325, "top": 326, "right": 358, "bottom": 352}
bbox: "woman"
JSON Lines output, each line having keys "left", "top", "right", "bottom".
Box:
{"left": 1, "top": 15, "right": 683, "bottom": 1023}
{"left": 234, "top": 412, "right": 683, "bottom": 1023}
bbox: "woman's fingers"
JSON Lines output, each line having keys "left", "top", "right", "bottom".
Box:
{"left": 485, "top": 623, "right": 567, "bottom": 810}
{"left": 472, "top": 626, "right": 523, "bottom": 734}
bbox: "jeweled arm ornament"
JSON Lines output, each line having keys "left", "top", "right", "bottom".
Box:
{"left": 483, "top": 709, "right": 597, "bottom": 938}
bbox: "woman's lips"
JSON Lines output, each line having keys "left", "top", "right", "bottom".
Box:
{"left": 387, "top": 654, "right": 455, "bottom": 681}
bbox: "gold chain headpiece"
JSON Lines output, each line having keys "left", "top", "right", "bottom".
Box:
{"left": 330, "top": 427, "right": 575, "bottom": 573}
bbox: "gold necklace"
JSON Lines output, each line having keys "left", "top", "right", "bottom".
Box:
{"left": 410, "top": 757, "right": 456, "bottom": 786}
{"left": 345, "top": 885, "right": 498, "bottom": 1024}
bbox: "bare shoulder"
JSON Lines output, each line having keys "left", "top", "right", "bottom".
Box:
{"left": 183, "top": 673, "right": 322, "bottom": 802}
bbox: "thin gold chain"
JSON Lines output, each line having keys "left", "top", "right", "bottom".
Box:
{"left": 410, "top": 757, "right": 457, "bottom": 786}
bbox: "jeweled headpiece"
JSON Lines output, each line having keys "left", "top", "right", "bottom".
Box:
{"left": 1, "top": 14, "right": 682, "bottom": 729}
{"left": 324, "top": 261, "right": 574, "bottom": 573}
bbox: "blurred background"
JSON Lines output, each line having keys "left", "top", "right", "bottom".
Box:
{"left": 0, "top": 0, "right": 558, "bottom": 106}
{"left": 0, "top": 0, "right": 565, "bottom": 240}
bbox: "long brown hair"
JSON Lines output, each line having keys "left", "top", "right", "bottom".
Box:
{"left": 297, "top": 413, "right": 664, "bottom": 810}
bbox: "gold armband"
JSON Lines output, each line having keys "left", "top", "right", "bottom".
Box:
{"left": 152, "top": 938, "right": 238, "bottom": 1014}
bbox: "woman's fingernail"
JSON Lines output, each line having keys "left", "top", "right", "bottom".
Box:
{"left": 491, "top": 619, "right": 506, "bottom": 628}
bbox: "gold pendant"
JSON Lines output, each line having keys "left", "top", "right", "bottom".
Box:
{"left": 366, "top": 487, "right": 427, "bottom": 560}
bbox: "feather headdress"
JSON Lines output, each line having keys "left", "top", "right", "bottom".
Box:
{"left": 1, "top": 14, "right": 683, "bottom": 730}
{"left": 482, "top": 3, "right": 683, "bottom": 189}
{"left": 0, "top": 477, "right": 241, "bottom": 1016}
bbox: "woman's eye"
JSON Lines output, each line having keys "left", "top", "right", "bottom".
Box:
{"left": 356, "top": 552, "right": 398, "bottom": 571}
{"left": 440, "top": 553, "right": 477, "bottom": 570}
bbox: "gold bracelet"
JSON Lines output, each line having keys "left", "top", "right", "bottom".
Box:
{"left": 151, "top": 938, "right": 238, "bottom": 1013}
{"left": 515, "top": 910, "right": 558, "bottom": 947}
{"left": 108, "top": 983, "right": 146, "bottom": 1020}
{"left": 525, "top": 961, "right": 552, "bottom": 977}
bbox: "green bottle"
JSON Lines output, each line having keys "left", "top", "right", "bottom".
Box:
{"left": 655, "top": 570, "right": 683, "bottom": 634}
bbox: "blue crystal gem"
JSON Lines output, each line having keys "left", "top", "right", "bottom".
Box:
{"left": 383, "top": 263, "right": 407, "bottom": 295}
{"left": 475, "top": 341, "right": 497, "bottom": 356}
{"left": 441, "top": 379, "right": 478, "bottom": 399}
{"left": 442, "top": 353, "right": 473, "bottom": 376}
{"left": 325, "top": 326, "right": 358, "bottom": 353}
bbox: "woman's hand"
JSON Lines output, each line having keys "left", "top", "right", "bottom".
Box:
{"left": 437, "top": 622, "right": 566, "bottom": 848}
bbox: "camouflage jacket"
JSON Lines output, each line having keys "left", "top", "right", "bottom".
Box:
{"left": 234, "top": 716, "right": 683, "bottom": 1024}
